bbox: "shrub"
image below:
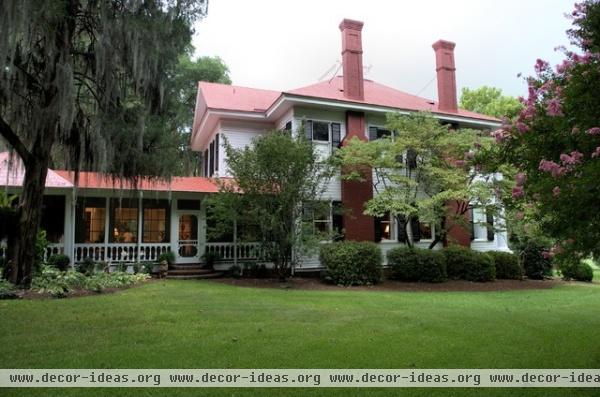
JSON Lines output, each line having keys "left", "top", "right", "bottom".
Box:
{"left": 31, "top": 265, "right": 87, "bottom": 298}
{"left": 320, "top": 241, "right": 382, "bottom": 286}
{"left": 35, "top": 230, "right": 48, "bottom": 272}
{"left": 488, "top": 251, "right": 523, "bottom": 280}
{"left": 46, "top": 254, "right": 71, "bottom": 271}
{"left": 442, "top": 246, "right": 473, "bottom": 279}
{"left": 0, "top": 278, "right": 18, "bottom": 300}
{"left": 143, "top": 263, "right": 156, "bottom": 274}
{"left": 158, "top": 251, "right": 176, "bottom": 266}
{"left": 442, "top": 246, "right": 495, "bottom": 282}
{"left": 77, "top": 257, "right": 96, "bottom": 276}
{"left": 388, "top": 247, "right": 447, "bottom": 283}
{"left": 242, "top": 262, "right": 268, "bottom": 278}
{"left": 520, "top": 242, "right": 553, "bottom": 280}
{"left": 560, "top": 260, "right": 593, "bottom": 282}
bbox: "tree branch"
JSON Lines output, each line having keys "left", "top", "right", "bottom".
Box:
{"left": 0, "top": 116, "right": 32, "bottom": 165}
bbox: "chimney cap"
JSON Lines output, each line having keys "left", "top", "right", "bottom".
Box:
{"left": 432, "top": 39, "right": 456, "bottom": 51}
{"left": 339, "top": 18, "right": 364, "bottom": 31}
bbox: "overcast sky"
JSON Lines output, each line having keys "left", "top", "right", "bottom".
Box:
{"left": 192, "top": 0, "right": 574, "bottom": 101}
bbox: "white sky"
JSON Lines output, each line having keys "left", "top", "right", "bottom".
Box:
{"left": 192, "top": 0, "right": 574, "bottom": 100}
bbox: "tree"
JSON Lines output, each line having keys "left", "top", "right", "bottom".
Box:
{"left": 220, "top": 131, "right": 332, "bottom": 279}
{"left": 479, "top": 0, "right": 600, "bottom": 261}
{"left": 169, "top": 54, "right": 231, "bottom": 176}
{"left": 334, "top": 112, "right": 500, "bottom": 249}
{"left": 460, "top": 86, "right": 523, "bottom": 119}
{"left": 0, "top": 0, "right": 207, "bottom": 286}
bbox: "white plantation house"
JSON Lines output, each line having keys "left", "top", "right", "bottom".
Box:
{"left": 0, "top": 19, "right": 509, "bottom": 273}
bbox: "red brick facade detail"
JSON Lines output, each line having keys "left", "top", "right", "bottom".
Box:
{"left": 341, "top": 111, "right": 374, "bottom": 241}
{"left": 432, "top": 40, "right": 458, "bottom": 112}
{"left": 444, "top": 201, "right": 471, "bottom": 247}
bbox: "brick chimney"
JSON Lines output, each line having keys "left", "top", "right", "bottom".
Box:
{"left": 339, "top": 19, "right": 364, "bottom": 101}
{"left": 432, "top": 39, "right": 458, "bottom": 112}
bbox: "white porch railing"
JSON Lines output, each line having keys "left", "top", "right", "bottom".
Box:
{"left": 205, "top": 242, "right": 261, "bottom": 261}
{"left": 0, "top": 242, "right": 64, "bottom": 262}
{"left": 73, "top": 243, "right": 171, "bottom": 263}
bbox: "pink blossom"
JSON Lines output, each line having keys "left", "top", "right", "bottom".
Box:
{"left": 559, "top": 151, "right": 584, "bottom": 166}
{"left": 534, "top": 58, "right": 550, "bottom": 74}
{"left": 539, "top": 159, "right": 565, "bottom": 177}
{"left": 546, "top": 98, "right": 563, "bottom": 117}
{"left": 512, "top": 186, "right": 524, "bottom": 199}
{"left": 556, "top": 59, "right": 572, "bottom": 74}
{"left": 591, "top": 147, "right": 600, "bottom": 158}
{"left": 586, "top": 127, "right": 600, "bottom": 135}
{"left": 542, "top": 250, "right": 554, "bottom": 259}
{"left": 552, "top": 186, "right": 561, "bottom": 197}
{"left": 515, "top": 122, "right": 529, "bottom": 134}
{"left": 515, "top": 172, "right": 527, "bottom": 186}
{"left": 492, "top": 129, "right": 509, "bottom": 143}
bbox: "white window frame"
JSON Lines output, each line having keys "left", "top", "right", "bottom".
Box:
{"left": 379, "top": 212, "right": 396, "bottom": 242}
{"left": 472, "top": 207, "right": 488, "bottom": 242}
{"left": 311, "top": 121, "right": 331, "bottom": 143}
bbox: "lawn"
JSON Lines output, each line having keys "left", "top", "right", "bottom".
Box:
{"left": 1, "top": 280, "right": 600, "bottom": 397}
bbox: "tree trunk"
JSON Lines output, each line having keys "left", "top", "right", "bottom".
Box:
{"left": 8, "top": 134, "right": 54, "bottom": 287}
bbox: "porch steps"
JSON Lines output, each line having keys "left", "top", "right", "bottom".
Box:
{"left": 166, "top": 264, "right": 222, "bottom": 280}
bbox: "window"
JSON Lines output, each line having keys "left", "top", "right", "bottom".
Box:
{"left": 379, "top": 213, "right": 392, "bottom": 240}
{"left": 284, "top": 121, "right": 292, "bottom": 131}
{"left": 303, "top": 202, "right": 332, "bottom": 236}
{"left": 312, "top": 121, "right": 329, "bottom": 141}
{"left": 471, "top": 207, "right": 494, "bottom": 241}
{"left": 75, "top": 197, "right": 106, "bottom": 243}
{"left": 110, "top": 199, "right": 138, "bottom": 243}
{"left": 368, "top": 126, "right": 392, "bottom": 141}
{"left": 143, "top": 200, "right": 169, "bottom": 243}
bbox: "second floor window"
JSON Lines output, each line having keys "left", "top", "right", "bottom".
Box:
{"left": 312, "top": 121, "right": 329, "bottom": 141}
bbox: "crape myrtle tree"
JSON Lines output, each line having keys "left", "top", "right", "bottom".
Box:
{"left": 460, "top": 86, "right": 523, "bottom": 119}
{"left": 478, "top": 0, "right": 600, "bottom": 261}
{"left": 0, "top": 0, "right": 207, "bottom": 286}
{"left": 219, "top": 131, "right": 333, "bottom": 280}
{"left": 334, "top": 112, "right": 501, "bottom": 249}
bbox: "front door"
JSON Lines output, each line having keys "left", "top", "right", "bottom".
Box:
{"left": 177, "top": 214, "right": 199, "bottom": 263}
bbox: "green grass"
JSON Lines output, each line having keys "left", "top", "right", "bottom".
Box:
{"left": 1, "top": 280, "right": 600, "bottom": 397}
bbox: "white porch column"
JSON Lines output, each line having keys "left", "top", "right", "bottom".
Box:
{"left": 198, "top": 196, "right": 207, "bottom": 262}
{"left": 104, "top": 197, "right": 110, "bottom": 262}
{"left": 169, "top": 197, "right": 178, "bottom": 258}
{"left": 63, "top": 190, "right": 74, "bottom": 267}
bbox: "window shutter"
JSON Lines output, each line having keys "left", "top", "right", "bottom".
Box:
{"left": 331, "top": 123, "right": 341, "bottom": 152}
{"left": 214, "top": 134, "right": 219, "bottom": 172}
{"left": 396, "top": 215, "right": 407, "bottom": 243}
{"left": 285, "top": 121, "right": 292, "bottom": 132}
{"left": 369, "top": 126, "right": 378, "bottom": 141}
{"left": 395, "top": 154, "right": 404, "bottom": 164}
{"left": 470, "top": 207, "right": 475, "bottom": 241}
{"left": 410, "top": 216, "right": 421, "bottom": 242}
{"left": 486, "top": 210, "right": 495, "bottom": 241}
{"left": 374, "top": 217, "right": 382, "bottom": 243}
{"left": 332, "top": 201, "right": 344, "bottom": 241}
{"left": 304, "top": 120, "right": 313, "bottom": 141}
{"left": 203, "top": 149, "right": 208, "bottom": 177}
{"left": 407, "top": 149, "right": 418, "bottom": 169}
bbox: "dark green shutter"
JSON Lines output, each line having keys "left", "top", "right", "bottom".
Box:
{"left": 407, "top": 149, "right": 418, "bottom": 169}
{"left": 331, "top": 123, "right": 341, "bottom": 152}
{"left": 332, "top": 201, "right": 344, "bottom": 241}
{"left": 304, "top": 120, "right": 313, "bottom": 141}
{"left": 374, "top": 217, "right": 382, "bottom": 242}
{"left": 396, "top": 215, "right": 407, "bottom": 243}
{"left": 410, "top": 216, "right": 421, "bottom": 242}
{"left": 215, "top": 134, "right": 219, "bottom": 172}
{"left": 369, "top": 126, "right": 378, "bottom": 141}
{"left": 486, "top": 210, "right": 495, "bottom": 241}
{"left": 470, "top": 207, "right": 475, "bottom": 241}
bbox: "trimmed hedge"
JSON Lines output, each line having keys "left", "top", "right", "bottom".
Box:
{"left": 442, "top": 246, "right": 495, "bottom": 282}
{"left": 320, "top": 241, "right": 382, "bottom": 286}
{"left": 388, "top": 247, "right": 446, "bottom": 283}
{"left": 488, "top": 251, "right": 523, "bottom": 280}
{"left": 560, "top": 260, "right": 593, "bottom": 282}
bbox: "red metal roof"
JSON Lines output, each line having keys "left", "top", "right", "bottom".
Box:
{"left": 0, "top": 152, "right": 73, "bottom": 188}
{"left": 198, "top": 81, "right": 281, "bottom": 113}
{"left": 286, "top": 76, "right": 499, "bottom": 122}
{"left": 54, "top": 171, "right": 220, "bottom": 193}
{"left": 197, "top": 77, "right": 499, "bottom": 122}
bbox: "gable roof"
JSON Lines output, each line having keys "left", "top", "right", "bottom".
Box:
{"left": 198, "top": 81, "right": 281, "bottom": 113}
